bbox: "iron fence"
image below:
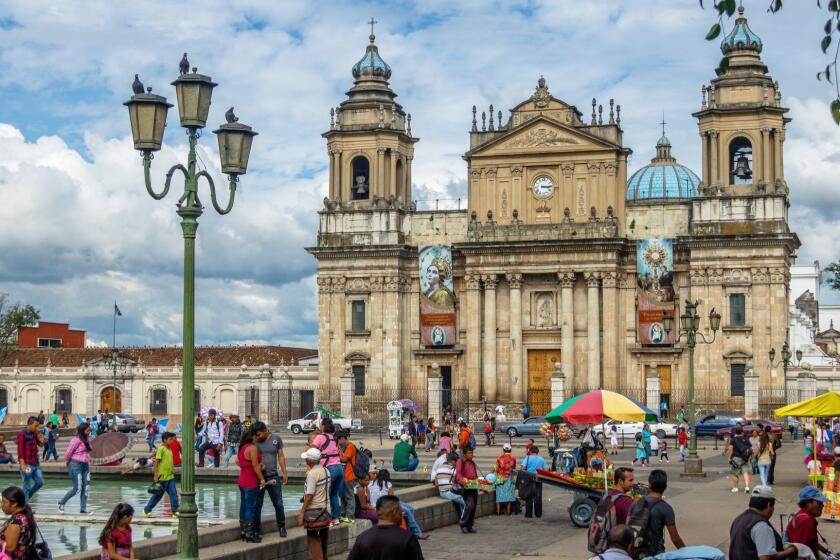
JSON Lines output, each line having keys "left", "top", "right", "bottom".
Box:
{"left": 243, "top": 386, "right": 260, "bottom": 420}
{"left": 317, "top": 385, "right": 341, "bottom": 415}
{"left": 668, "top": 388, "right": 742, "bottom": 417}
{"left": 269, "top": 388, "right": 303, "bottom": 425}
{"left": 353, "top": 385, "right": 428, "bottom": 427}
{"left": 441, "top": 387, "right": 471, "bottom": 424}
{"left": 527, "top": 388, "right": 552, "bottom": 416}
{"left": 757, "top": 388, "right": 791, "bottom": 419}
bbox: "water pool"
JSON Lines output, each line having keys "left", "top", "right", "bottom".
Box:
{"left": 0, "top": 476, "right": 304, "bottom": 556}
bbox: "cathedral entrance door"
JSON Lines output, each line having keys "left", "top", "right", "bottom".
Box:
{"left": 527, "top": 349, "right": 560, "bottom": 415}
{"left": 100, "top": 387, "right": 122, "bottom": 414}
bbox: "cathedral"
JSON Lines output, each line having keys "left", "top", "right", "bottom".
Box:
{"left": 308, "top": 6, "right": 799, "bottom": 415}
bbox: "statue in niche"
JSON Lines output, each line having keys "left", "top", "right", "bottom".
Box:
{"left": 353, "top": 174, "right": 369, "bottom": 199}
{"left": 537, "top": 293, "right": 554, "bottom": 327}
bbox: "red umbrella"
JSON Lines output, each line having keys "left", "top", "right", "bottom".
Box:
{"left": 90, "top": 432, "right": 130, "bottom": 465}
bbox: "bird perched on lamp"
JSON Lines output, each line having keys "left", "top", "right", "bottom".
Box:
{"left": 179, "top": 53, "right": 190, "bottom": 75}
{"left": 132, "top": 74, "right": 144, "bottom": 95}
{"left": 225, "top": 107, "right": 238, "bottom": 123}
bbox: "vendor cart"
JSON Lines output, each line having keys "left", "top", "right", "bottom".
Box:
{"left": 387, "top": 400, "right": 405, "bottom": 439}
{"left": 536, "top": 468, "right": 606, "bottom": 527}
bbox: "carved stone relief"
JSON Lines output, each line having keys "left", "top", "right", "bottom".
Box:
{"left": 507, "top": 127, "right": 580, "bottom": 148}
{"left": 533, "top": 292, "right": 556, "bottom": 328}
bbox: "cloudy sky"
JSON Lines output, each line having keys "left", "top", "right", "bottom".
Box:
{"left": 1, "top": 0, "right": 838, "bottom": 349}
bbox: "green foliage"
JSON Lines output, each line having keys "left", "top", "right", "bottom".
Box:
{"left": 706, "top": 23, "right": 722, "bottom": 40}
{"left": 0, "top": 294, "right": 40, "bottom": 348}
{"left": 826, "top": 262, "right": 840, "bottom": 291}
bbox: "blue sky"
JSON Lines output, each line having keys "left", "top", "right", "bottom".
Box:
{"left": 1, "top": 0, "right": 839, "bottom": 348}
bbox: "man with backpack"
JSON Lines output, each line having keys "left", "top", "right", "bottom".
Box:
{"left": 198, "top": 408, "right": 224, "bottom": 468}
{"left": 627, "top": 470, "right": 685, "bottom": 558}
{"left": 587, "top": 525, "right": 635, "bottom": 560}
{"left": 588, "top": 467, "right": 635, "bottom": 555}
{"left": 726, "top": 424, "right": 753, "bottom": 493}
{"left": 338, "top": 431, "right": 370, "bottom": 524}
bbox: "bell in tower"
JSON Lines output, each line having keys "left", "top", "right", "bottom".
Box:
{"left": 322, "top": 20, "right": 418, "bottom": 209}
{"left": 694, "top": 3, "right": 788, "bottom": 194}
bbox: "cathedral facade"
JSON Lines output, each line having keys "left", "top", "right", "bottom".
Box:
{"left": 308, "top": 7, "right": 799, "bottom": 414}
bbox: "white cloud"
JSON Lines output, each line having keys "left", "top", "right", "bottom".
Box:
{"left": 0, "top": 0, "right": 838, "bottom": 344}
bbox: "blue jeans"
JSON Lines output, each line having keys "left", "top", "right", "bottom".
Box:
{"left": 239, "top": 486, "right": 259, "bottom": 522}
{"left": 255, "top": 474, "right": 286, "bottom": 529}
{"left": 43, "top": 441, "right": 58, "bottom": 461}
{"left": 400, "top": 502, "right": 422, "bottom": 536}
{"left": 439, "top": 491, "right": 466, "bottom": 516}
{"left": 758, "top": 463, "right": 770, "bottom": 486}
{"left": 326, "top": 464, "right": 344, "bottom": 519}
{"left": 147, "top": 435, "right": 156, "bottom": 452}
{"left": 59, "top": 460, "right": 89, "bottom": 512}
{"left": 144, "top": 479, "right": 179, "bottom": 514}
{"left": 21, "top": 465, "right": 44, "bottom": 500}
{"left": 223, "top": 444, "right": 238, "bottom": 468}
{"left": 395, "top": 457, "right": 420, "bottom": 472}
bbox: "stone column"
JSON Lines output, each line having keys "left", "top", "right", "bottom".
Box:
{"left": 710, "top": 132, "right": 719, "bottom": 186}
{"left": 237, "top": 364, "right": 250, "bottom": 416}
{"left": 744, "top": 363, "right": 759, "bottom": 419}
{"left": 585, "top": 272, "right": 601, "bottom": 390}
{"left": 465, "top": 273, "right": 482, "bottom": 399}
{"left": 389, "top": 151, "right": 397, "bottom": 197}
{"left": 797, "top": 366, "right": 817, "bottom": 402}
{"left": 482, "top": 274, "right": 499, "bottom": 403}
{"left": 601, "top": 272, "right": 618, "bottom": 390}
{"left": 405, "top": 156, "right": 413, "bottom": 202}
{"left": 646, "top": 365, "right": 661, "bottom": 414}
{"left": 427, "top": 363, "right": 442, "bottom": 424}
{"left": 701, "top": 133, "right": 709, "bottom": 186}
{"left": 258, "top": 364, "right": 272, "bottom": 423}
{"left": 340, "top": 363, "right": 355, "bottom": 420}
{"left": 507, "top": 273, "right": 524, "bottom": 403}
{"left": 331, "top": 149, "right": 341, "bottom": 198}
{"left": 760, "top": 128, "right": 771, "bottom": 183}
{"left": 376, "top": 147, "right": 385, "bottom": 199}
{"left": 559, "top": 272, "right": 576, "bottom": 392}
{"left": 773, "top": 130, "right": 783, "bottom": 181}
{"left": 551, "top": 362, "right": 566, "bottom": 410}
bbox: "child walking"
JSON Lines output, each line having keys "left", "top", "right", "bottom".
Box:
{"left": 678, "top": 427, "right": 688, "bottom": 462}
{"left": 632, "top": 433, "right": 646, "bottom": 466}
{"left": 42, "top": 423, "right": 59, "bottom": 462}
{"left": 609, "top": 426, "right": 619, "bottom": 455}
{"left": 143, "top": 432, "right": 179, "bottom": 518}
{"left": 659, "top": 440, "right": 670, "bottom": 463}
{"left": 99, "top": 503, "right": 135, "bottom": 560}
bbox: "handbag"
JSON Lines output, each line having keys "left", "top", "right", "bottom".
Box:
{"left": 448, "top": 471, "right": 464, "bottom": 495}
{"left": 31, "top": 525, "right": 52, "bottom": 560}
{"left": 302, "top": 508, "right": 331, "bottom": 529}
{"left": 147, "top": 481, "right": 165, "bottom": 495}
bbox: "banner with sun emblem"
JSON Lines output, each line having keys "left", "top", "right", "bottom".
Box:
{"left": 419, "top": 245, "right": 457, "bottom": 347}
{"left": 636, "top": 239, "right": 675, "bottom": 346}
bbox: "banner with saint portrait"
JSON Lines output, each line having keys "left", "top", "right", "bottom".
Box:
{"left": 419, "top": 245, "right": 457, "bottom": 347}
{"left": 636, "top": 239, "right": 675, "bottom": 346}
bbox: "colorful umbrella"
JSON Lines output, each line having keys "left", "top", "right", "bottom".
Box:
{"left": 90, "top": 431, "right": 130, "bottom": 465}
{"left": 545, "top": 390, "right": 660, "bottom": 425}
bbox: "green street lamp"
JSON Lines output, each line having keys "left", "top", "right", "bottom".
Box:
{"left": 769, "top": 342, "right": 802, "bottom": 405}
{"left": 124, "top": 60, "right": 257, "bottom": 560}
{"left": 663, "top": 300, "right": 720, "bottom": 476}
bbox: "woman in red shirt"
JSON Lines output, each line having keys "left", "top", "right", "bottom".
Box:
{"left": 237, "top": 430, "right": 265, "bottom": 543}
{"left": 494, "top": 444, "right": 517, "bottom": 515}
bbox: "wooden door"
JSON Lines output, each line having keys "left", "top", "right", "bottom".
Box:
{"left": 100, "top": 387, "right": 122, "bottom": 413}
{"left": 527, "top": 349, "right": 561, "bottom": 415}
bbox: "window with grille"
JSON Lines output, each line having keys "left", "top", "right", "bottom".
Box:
{"left": 55, "top": 388, "right": 72, "bottom": 413}
{"left": 351, "top": 301, "right": 366, "bottom": 331}
{"left": 37, "top": 338, "right": 62, "bottom": 348}
{"left": 150, "top": 388, "right": 168, "bottom": 415}
{"left": 730, "top": 364, "right": 746, "bottom": 397}
{"left": 353, "top": 365, "right": 366, "bottom": 396}
{"left": 729, "top": 293, "right": 746, "bottom": 326}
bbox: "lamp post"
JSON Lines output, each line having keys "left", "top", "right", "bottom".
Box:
{"left": 104, "top": 349, "right": 129, "bottom": 425}
{"left": 124, "top": 60, "right": 257, "bottom": 559}
{"left": 769, "top": 342, "right": 802, "bottom": 405}
{"left": 663, "top": 300, "right": 721, "bottom": 476}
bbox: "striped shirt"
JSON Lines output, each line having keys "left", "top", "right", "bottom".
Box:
{"left": 435, "top": 463, "right": 456, "bottom": 493}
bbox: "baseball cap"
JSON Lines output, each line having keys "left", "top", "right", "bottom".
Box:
{"left": 446, "top": 452, "right": 460, "bottom": 461}
{"left": 230, "top": 411, "right": 240, "bottom": 417}
{"left": 503, "top": 443, "right": 512, "bottom": 452}
{"left": 208, "top": 408, "right": 217, "bottom": 416}
{"left": 301, "top": 448, "right": 322, "bottom": 461}
{"left": 400, "top": 434, "right": 410, "bottom": 442}
{"left": 799, "top": 485, "right": 828, "bottom": 503}
{"left": 751, "top": 485, "right": 776, "bottom": 499}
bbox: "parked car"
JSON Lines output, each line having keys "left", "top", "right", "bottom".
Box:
{"left": 114, "top": 414, "right": 141, "bottom": 433}
{"left": 499, "top": 416, "right": 546, "bottom": 437}
{"left": 694, "top": 413, "right": 746, "bottom": 437}
{"left": 592, "top": 420, "right": 677, "bottom": 440}
{"left": 715, "top": 420, "right": 783, "bottom": 439}
{"left": 287, "top": 410, "right": 360, "bottom": 435}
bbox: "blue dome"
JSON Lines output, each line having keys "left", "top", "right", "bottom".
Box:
{"left": 627, "top": 137, "right": 701, "bottom": 201}
{"left": 721, "top": 5, "right": 762, "bottom": 55}
{"left": 352, "top": 34, "right": 392, "bottom": 81}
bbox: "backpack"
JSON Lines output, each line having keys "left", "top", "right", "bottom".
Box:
{"left": 468, "top": 432, "right": 477, "bottom": 448}
{"left": 350, "top": 445, "right": 371, "bottom": 479}
{"left": 627, "top": 496, "right": 662, "bottom": 557}
{"left": 588, "top": 493, "right": 621, "bottom": 553}
{"left": 732, "top": 436, "right": 752, "bottom": 461}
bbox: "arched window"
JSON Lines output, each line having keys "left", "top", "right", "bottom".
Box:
{"left": 150, "top": 387, "right": 168, "bottom": 416}
{"left": 351, "top": 156, "right": 370, "bottom": 200}
{"left": 54, "top": 386, "right": 73, "bottom": 413}
{"left": 194, "top": 388, "right": 202, "bottom": 411}
{"left": 395, "top": 158, "right": 405, "bottom": 200}
{"left": 729, "top": 137, "right": 753, "bottom": 185}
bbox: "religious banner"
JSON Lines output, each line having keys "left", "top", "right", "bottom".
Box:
{"left": 419, "top": 245, "right": 456, "bottom": 347}
{"left": 636, "top": 239, "right": 676, "bottom": 346}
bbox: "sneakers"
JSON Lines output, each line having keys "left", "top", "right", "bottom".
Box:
{"left": 329, "top": 519, "right": 340, "bottom": 527}
{"left": 744, "top": 487, "right": 750, "bottom": 494}
{"left": 731, "top": 487, "right": 740, "bottom": 493}
{"left": 143, "top": 511, "right": 153, "bottom": 518}
{"left": 339, "top": 517, "right": 355, "bottom": 524}
{"left": 80, "top": 510, "right": 94, "bottom": 515}
{"left": 57, "top": 502, "right": 65, "bottom": 513}
{"left": 171, "top": 512, "right": 179, "bottom": 518}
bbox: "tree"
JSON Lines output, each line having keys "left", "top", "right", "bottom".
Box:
{"left": 0, "top": 294, "right": 40, "bottom": 360}
{"left": 702, "top": 0, "right": 840, "bottom": 124}
{"left": 825, "top": 261, "right": 840, "bottom": 290}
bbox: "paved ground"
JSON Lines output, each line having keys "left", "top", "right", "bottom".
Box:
{"left": 330, "top": 441, "right": 840, "bottom": 560}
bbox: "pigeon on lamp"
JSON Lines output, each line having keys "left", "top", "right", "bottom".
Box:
{"left": 225, "top": 107, "right": 238, "bottom": 123}
{"left": 179, "top": 53, "right": 190, "bottom": 75}
{"left": 132, "top": 74, "right": 145, "bottom": 95}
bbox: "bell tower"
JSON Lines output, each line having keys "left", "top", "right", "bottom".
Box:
{"left": 322, "top": 22, "right": 418, "bottom": 207}
{"left": 694, "top": 4, "right": 788, "bottom": 195}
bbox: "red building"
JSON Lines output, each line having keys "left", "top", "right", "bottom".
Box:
{"left": 17, "top": 322, "right": 86, "bottom": 349}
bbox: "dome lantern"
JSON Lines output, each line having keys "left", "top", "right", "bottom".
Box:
{"left": 351, "top": 18, "right": 392, "bottom": 82}
{"left": 721, "top": 4, "right": 762, "bottom": 55}
{"left": 627, "top": 125, "right": 701, "bottom": 202}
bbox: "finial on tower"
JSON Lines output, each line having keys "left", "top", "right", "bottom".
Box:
{"left": 609, "top": 99, "right": 615, "bottom": 125}
{"left": 591, "top": 98, "right": 597, "bottom": 125}
{"left": 368, "top": 17, "right": 378, "bottom": 42}
{"left": 488, "top": 104, "right": 494, "bottom": 131}
{"left": 660, "top": 112, "right": 667, "bottom": 137}
{"left": 471, "top": 105, "right": 477, "bottom": 132}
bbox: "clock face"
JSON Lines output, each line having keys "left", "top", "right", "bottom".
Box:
{"left": 532, "top": 175, "right": 554, "bottom": 199}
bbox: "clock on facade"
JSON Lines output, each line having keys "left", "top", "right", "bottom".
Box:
{"left": 532, "top": 175, "right": 554, "bottom": 199}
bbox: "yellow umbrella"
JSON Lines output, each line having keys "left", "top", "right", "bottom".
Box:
{"left": 775, "top": 391, "right": 840, "bottom": 486}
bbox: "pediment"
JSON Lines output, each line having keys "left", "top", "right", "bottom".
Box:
{"left": 466, "top": 117, "right": 620, "bottom": 158}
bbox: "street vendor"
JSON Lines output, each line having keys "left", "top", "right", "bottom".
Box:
{"left": 785, "top": 486, "right": 830, "bottom": 559}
